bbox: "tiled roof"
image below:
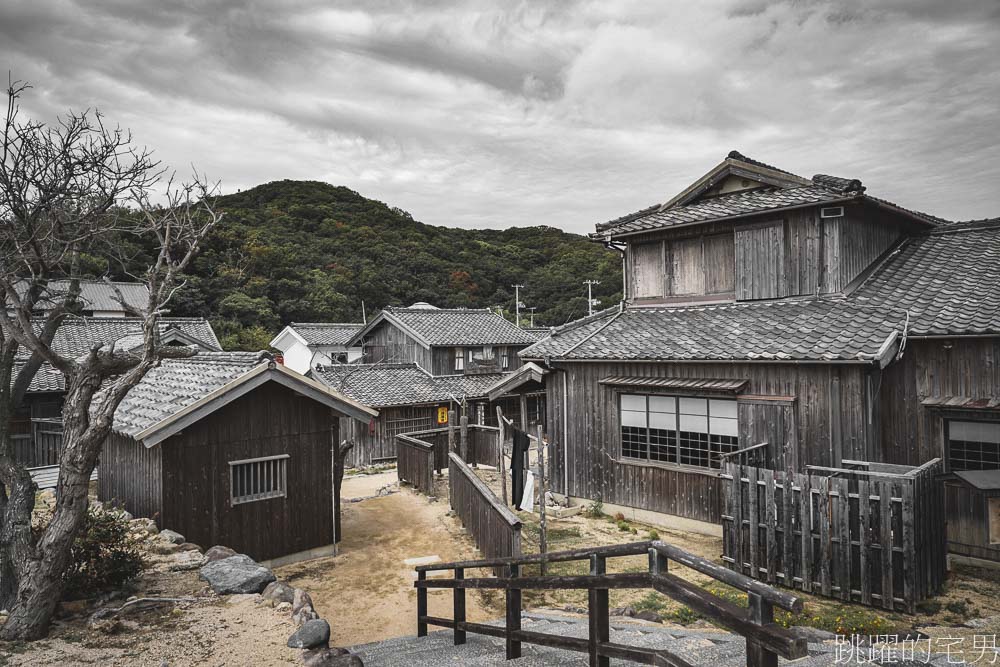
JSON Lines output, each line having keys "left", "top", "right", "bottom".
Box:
{"left": 521, "top": 300, "right": 900, "bottom": 363}
{"left": 311, "top": 363, "right": 508, "bottom": 408}
{"left": 110, "top": 352, "right": 267, "bottom": 437}
{"left": 290, "top": 323, "right": 363, "bottom": 346}
{"left": 358, "top": 307, "right": 538, "bottom": 347}
{"left": 853, "top": 222, "right": 1000, "bottom": 336}
{"left": 13, "top": 280, "right": 150, "bottom": 313}
{"left": 15, "top": 317, "right": 221, "bottom": 393}
{"left": 520, "top": 307, "right": 620, "bottom": 359}
{"left": 523, "top": 327, "right": 553, "bottom": 341}
{"left": 595, "top": 184, "right": 855, "bottom": 237}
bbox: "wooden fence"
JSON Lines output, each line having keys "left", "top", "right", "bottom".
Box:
{"left": 448, "top": 452, "right": 521, "bottom": 567}
{"left": 395, "top": 434, "right": 435, "bottom": 494}
{"left": 13, "top": 418, "right": 64, "bottom": 469}
{"left": 466, "top": 425, "right": 500, "bottom": 468}
{"left": 721, "top": 458, "right": 946, "bottom": 614}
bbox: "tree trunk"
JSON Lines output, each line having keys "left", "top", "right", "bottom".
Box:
{"left": 333, "top": 440, "right": 354, "bottom": 545}
{"left": 0, "top": 377, "right": 104, "bottom": 640}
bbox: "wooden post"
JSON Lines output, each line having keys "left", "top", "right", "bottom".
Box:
{"left": 588, "top": 554, "right": 609, "bottom": 667}
{"left": 454, "top": 567, "right": 466, "bottom": 645}
{"left": 536, "top": 424, "right": 548, "bottom": 575}
{"left": 747, "top": 592, "right": 776, "bottom": 667}
{"left": 519, "top": 392, "right": 528, "bottom": 432}
{"left": 497, "top": 406, "right": 509, "bottom": 507}
{"left": 417, "top": 570, "right": 428, "bottom": 637}
{"left": 460, "top": 413, "right": 469, "bottom": 463}
{"left": 505, "top": 563, "right": 522, "bottom": 659}
{"left": 447, "top": 409, "right": 456, "bottom": 457}
{"left": 648, "top": 547, "right": 667, "bottom": 575}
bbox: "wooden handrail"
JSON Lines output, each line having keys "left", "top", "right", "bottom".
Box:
{"left": 414, "top": 539, "right": 807, "bottom": 666}
{"left": 448, "top": 452, "right": 520, "bottom": 528}
{"left": 395, "top": 433, "right": 435, "bottom": 451}
{"left": 718, "top": 441, "right": 768, "bottom": 460}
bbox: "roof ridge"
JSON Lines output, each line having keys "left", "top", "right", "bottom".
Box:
{"left": 931, "top": 218, "right": 1000, "bottom": 234}
{"left": 291, "top": 322, "right": 363, "bottom": 327}
{"left": 550, "top": 305, "right": 619, "bottom": 336}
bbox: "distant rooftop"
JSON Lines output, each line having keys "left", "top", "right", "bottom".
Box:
{"left": 349, "top": 306, "right": 538, "bottom": 347}
{"left": 289, "top": 322, "right": 363, "bottom": 346}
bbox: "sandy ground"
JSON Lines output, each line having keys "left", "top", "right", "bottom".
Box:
{"left": 276, "top": 477, "right": 503, "bottom": 647}
{"left": 2, "top": 546, "right": 300, "bottom": 667}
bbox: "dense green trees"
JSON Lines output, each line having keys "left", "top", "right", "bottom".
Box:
{"left": 167, "top": 180, "right": 622, "bottom": 349}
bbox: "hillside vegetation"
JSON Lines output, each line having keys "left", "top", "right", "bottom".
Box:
{"left": 163, "top": 180, "right": 622, "bottom": 349}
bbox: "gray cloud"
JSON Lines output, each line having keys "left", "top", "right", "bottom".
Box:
{"left": 1, "top": 0, "right": 998, "bottom": 233}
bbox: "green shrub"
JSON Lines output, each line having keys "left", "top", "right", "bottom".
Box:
{"left": 669, "top": 606, "right": 702, "bottom": 625}
{"left": 945, "top": 600, "right": 970, "bottom": 617}
{"left": 647, "top": 529, "right": 659, "bottom": 540}
{"left": 585, "top": 498, "right": 604, "bottom": 519}
{"left": 62, "top": 507, "right": 145, "bottom": 600}
{"left": 617, "top": 520, "right": 630, "bottom": 532}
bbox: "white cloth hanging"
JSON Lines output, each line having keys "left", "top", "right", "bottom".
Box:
{"left": 520, "top": 470, "right": 535, "bottom": 512}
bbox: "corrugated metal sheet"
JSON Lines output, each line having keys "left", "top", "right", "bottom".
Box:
{"left": 597, "top": 376, "right": 748, "bottom": 392}
{"left": 30, "top": 465, "right": 98, "bottom": 490}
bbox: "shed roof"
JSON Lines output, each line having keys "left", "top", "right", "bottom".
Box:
{"left": 520, "top": 300, "right": 900, "bottom": 364}
{"left": 348, "top": 307, "right": 538, "bottom": 347}
{"left": 110, "top": 352, "right": 376, "bottom": 446}
{"left": 953, "top": 470, "right": 1000, "bottom": 492}
{"left": 486, "top": 362, "right": 548, "bottom": 402}
{"left": 853, "top": 221, "right": 1000, "bottom": 337}
{"left": 12, "top": 280, "right": 150, "bottom": 313}
{"left": 311, "top": 363, "right": 509, "bottom": 408}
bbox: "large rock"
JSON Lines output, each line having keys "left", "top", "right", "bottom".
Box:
{"left": 292, "top": 588, "right": 319, "bottom": 625}
{"left": 301, "top": 649, "right": 361, "bottom": 667}
{"left": 263, "top": 581, "right": 295, "bottom": 605}
{"left": 205, "top": 545, "right": 238, "bottom": 562}
{"left": 287, "top": 619, "right": 331, "bottom": 649}
{"left": 159, "top": 529, "right": 186, "bottom": 545}
{"left": 199, "top": 555, "right": 275, "bottom": 595}
{"left": 169, "top": 551, "right": 207, "bottom": 572}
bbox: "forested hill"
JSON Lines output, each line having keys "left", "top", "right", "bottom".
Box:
{"left": 166, "top": 180, "right": 623, "bottom": 350}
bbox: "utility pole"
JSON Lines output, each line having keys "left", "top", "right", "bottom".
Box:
{"left": 527, "top": 307, "right": 536, "bottom": 328}
{"left": 584, "top": 280, "right": 601, "bottom": 316}
{"left": 511, "top": 284, "right": 524, "bottom": 328}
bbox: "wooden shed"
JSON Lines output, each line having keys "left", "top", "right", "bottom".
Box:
{"left": 98, "top": 351, "right": 376, "bottom": 564}
{"left": 945, "top": 470, "right": 1000, "bottom": 564}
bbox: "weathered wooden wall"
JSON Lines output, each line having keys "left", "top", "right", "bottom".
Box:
{"left": 879, "top": 338, "right": 1000, "bottom": 466}
{"left": 362, "top": 320, "right": 433, "bottom": 369}
{"left": 628, "top": 232, "right": 735, "bottom": 300}
{"left": 547, "top": 360, "right": 877, "bottom": 524}
{"left": 341, "top": 404, "right": 440, "bottom": 467}
{"left": 98, "top": 431, "right": 163, "bottom": 521}
{"left": 944, "top": 480, "right": 1000, "bottom": 561}
{"left": 159, "top": 383, "right": 336, "bottom": 562}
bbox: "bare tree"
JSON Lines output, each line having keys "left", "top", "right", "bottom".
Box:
{"left": 0, "top": 79, "right": 221, "bottom": 640}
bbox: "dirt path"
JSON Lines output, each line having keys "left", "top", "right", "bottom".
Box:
{"left": 276, "top": 483, "right": 503, "bottom": 647}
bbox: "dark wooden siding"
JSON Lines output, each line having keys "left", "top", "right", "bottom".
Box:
{"left": 825, "top": 208, "right": 900, "bottom": 292}
{"left": 98, "top": 431, "right": 163, "bottom": 521}
{"left": 879, "top": 338, "right": 1000, "bottom": 466}
{"left": 341, "top": 404, "right": 440, "bottom": 467}
{"left": 547, "top": 360, "right": 876, "bottom": 524}
{"left": 361, "top": 320, "right": 433, "bottom": 369}
{"left": 736, "top": 222, "right": 784, "bottom": 300}
{"left": 944, "top": 479, "right": 1000, "bottom": 561}
{"left": 432, "top": 347, "right": 456, "bottom": 375}
{"left": 159, "top": 382, "right": 336, "bottom": 562}
{"left": 628, "top": 233, "right": 736, "bottom": 301}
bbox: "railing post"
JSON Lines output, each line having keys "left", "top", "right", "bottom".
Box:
{"left": 505, "top": 563, "right": 521, "bottom": 659}
{"left": 588, "top": 554, "right": 609, "bottom": 667}
{"left": 448, "top": 410, "right": 456, "bottom": 458}
{"left": 460, "top": 414, "right": 469, "bottom": 464}
{"left": 454, "top": 567, "right": 466, "bottom": 645}
{"left": 417, "top": 570, "right": 428, "bottom": 637}
{"left": 648, "top": 547, "right": 667, "bottom": 575}
{"left": 747, "top": 591, "right": 776, "bottom": 667}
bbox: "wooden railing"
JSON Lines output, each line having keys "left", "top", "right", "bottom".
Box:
{"left": 448, "top": 452, "right": 521, "bottom": 567}
{"left": 396, "top": 434, "right": 435, "bottom": 494}
{"left": 415, "top": 539, "right": 806, "bottom": 667}
{"left": 466, "top": 424, "right": 500, "bottom": 468}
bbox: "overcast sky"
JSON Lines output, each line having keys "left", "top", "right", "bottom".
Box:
{"left": 2, "top": 1, "right": 999, "bottom": 234}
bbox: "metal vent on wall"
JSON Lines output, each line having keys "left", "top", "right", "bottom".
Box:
{"left": 820, "top": 206, "right": 845, "bottom": 218}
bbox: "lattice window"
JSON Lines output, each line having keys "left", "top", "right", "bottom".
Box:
{"left": 948, "top": 420, "right": 1000, "bottom": 471}
{"left": 619, "top": 393, "right": 738, "bottom": 470}
{"left": 230, "top": 455, "right": 289, "bottom": 505}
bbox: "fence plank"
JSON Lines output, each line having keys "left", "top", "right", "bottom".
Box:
{"left": 902, "top": 480, "right": 916, "bottom": 614}
{"left": 858, "top": 478, "right": 872, "bottom": 607}
{"left": 879, "top": 479, "right": 894, "bottom": 611}
{"left": 781, "top": 469, "right": 795, "bottom": 587}
{"left": 818, "top": 479, "right": 832, "bottom": 597}
{"left": 835, "top": 477, "right": 851, "bottom": 601}
{"left": 798, "top": 472, "right": 813, "bottom": 594}
{"left": 764, "top": 470, "right": 777, "bottom": 585}
{"left": 747, "top": 466, "right": 759, "bottom": 580}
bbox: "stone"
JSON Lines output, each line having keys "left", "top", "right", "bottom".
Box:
{"left": 169, "top": 551, "right": 207, "bottom": 572}
{"left": 301, "top": 648, "right": 359, "bottom": 667}
{"left": 633, "top": 610, "right": 662, "bottom": 623}
{"left": 610, "top": 606, "right": 636, "bottom": 617}
{"left": 292, "top": 589, "right": 315, "bottom": 616}
{"left": 964, "top": 616, "right": 1000, "bottom": 629}
{"left": 293, "top": 608, "right": 320, "bottom": 626}
{"left": 148, "top": 541, "right": 181, "bottom": 555}
{"left": 199, "top": 555, "right": 275, "bottom": 595}
{"left": 204, "top": 545, "right": 238, "bottom": 562}
{"left": 276, "top": 601, "right": 292, "bottom": 613}
{"left": 178, "top": 542, "right": 203, "bottom": 553}
{"left": 159, "top": 529, "right": 185, "bottom": 544}
{"left": 287, "top": 619, "right": 331, "bottom": 649}
{"left": 263, "top": 581, "right": 296, "bottom": 605}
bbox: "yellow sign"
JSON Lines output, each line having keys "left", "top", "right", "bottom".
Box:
{"left": 437, "top": 406, "right": 449, "bottom": 425}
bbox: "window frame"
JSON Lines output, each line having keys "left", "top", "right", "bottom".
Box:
{"left": 454, "top": 347, "right": 465, "bottom": 371}
{"left": 229, "top": 454, "right": 289, "bottom": 506}
{"left": 615, "top": 390, "right": 739, "bottom": 472}
{"left": 946, "top": 417, "right": 1000, "bottom": 472}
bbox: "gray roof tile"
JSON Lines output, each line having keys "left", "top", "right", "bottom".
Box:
{"left": 13, "top": 280, "right": 150, "bottom": 313}
{"left": 311, "top": 363, "right": 508, "bottom": 407}
{"left": 369, "top": 307, "right": 538, "bottom": 346}
{"left": 290, "top": 323, "right": 363, "bottom": 346}
{"left": 853, "top": 221, "right": 1000, "bottom": 336}
{"left": 110, "top": 351, "right": 267, "bottom": 437}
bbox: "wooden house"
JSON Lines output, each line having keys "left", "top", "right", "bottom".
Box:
{"left": 348, "top": 304, "right": 539, "bottom": 375}
{"left": 99, "top": 351, "right": 376, "bottom": 564}
{"left": 521, "top": 151, "right": 1000, "bottom": 544}
{"left": 311, "top": 363, "right": 510, "bottom": 467}
{"left": 13, "top": 316, "right": 222, "bottom": 488}
{"left": 269, "top": 322, "right": 364, "bottom": 374}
